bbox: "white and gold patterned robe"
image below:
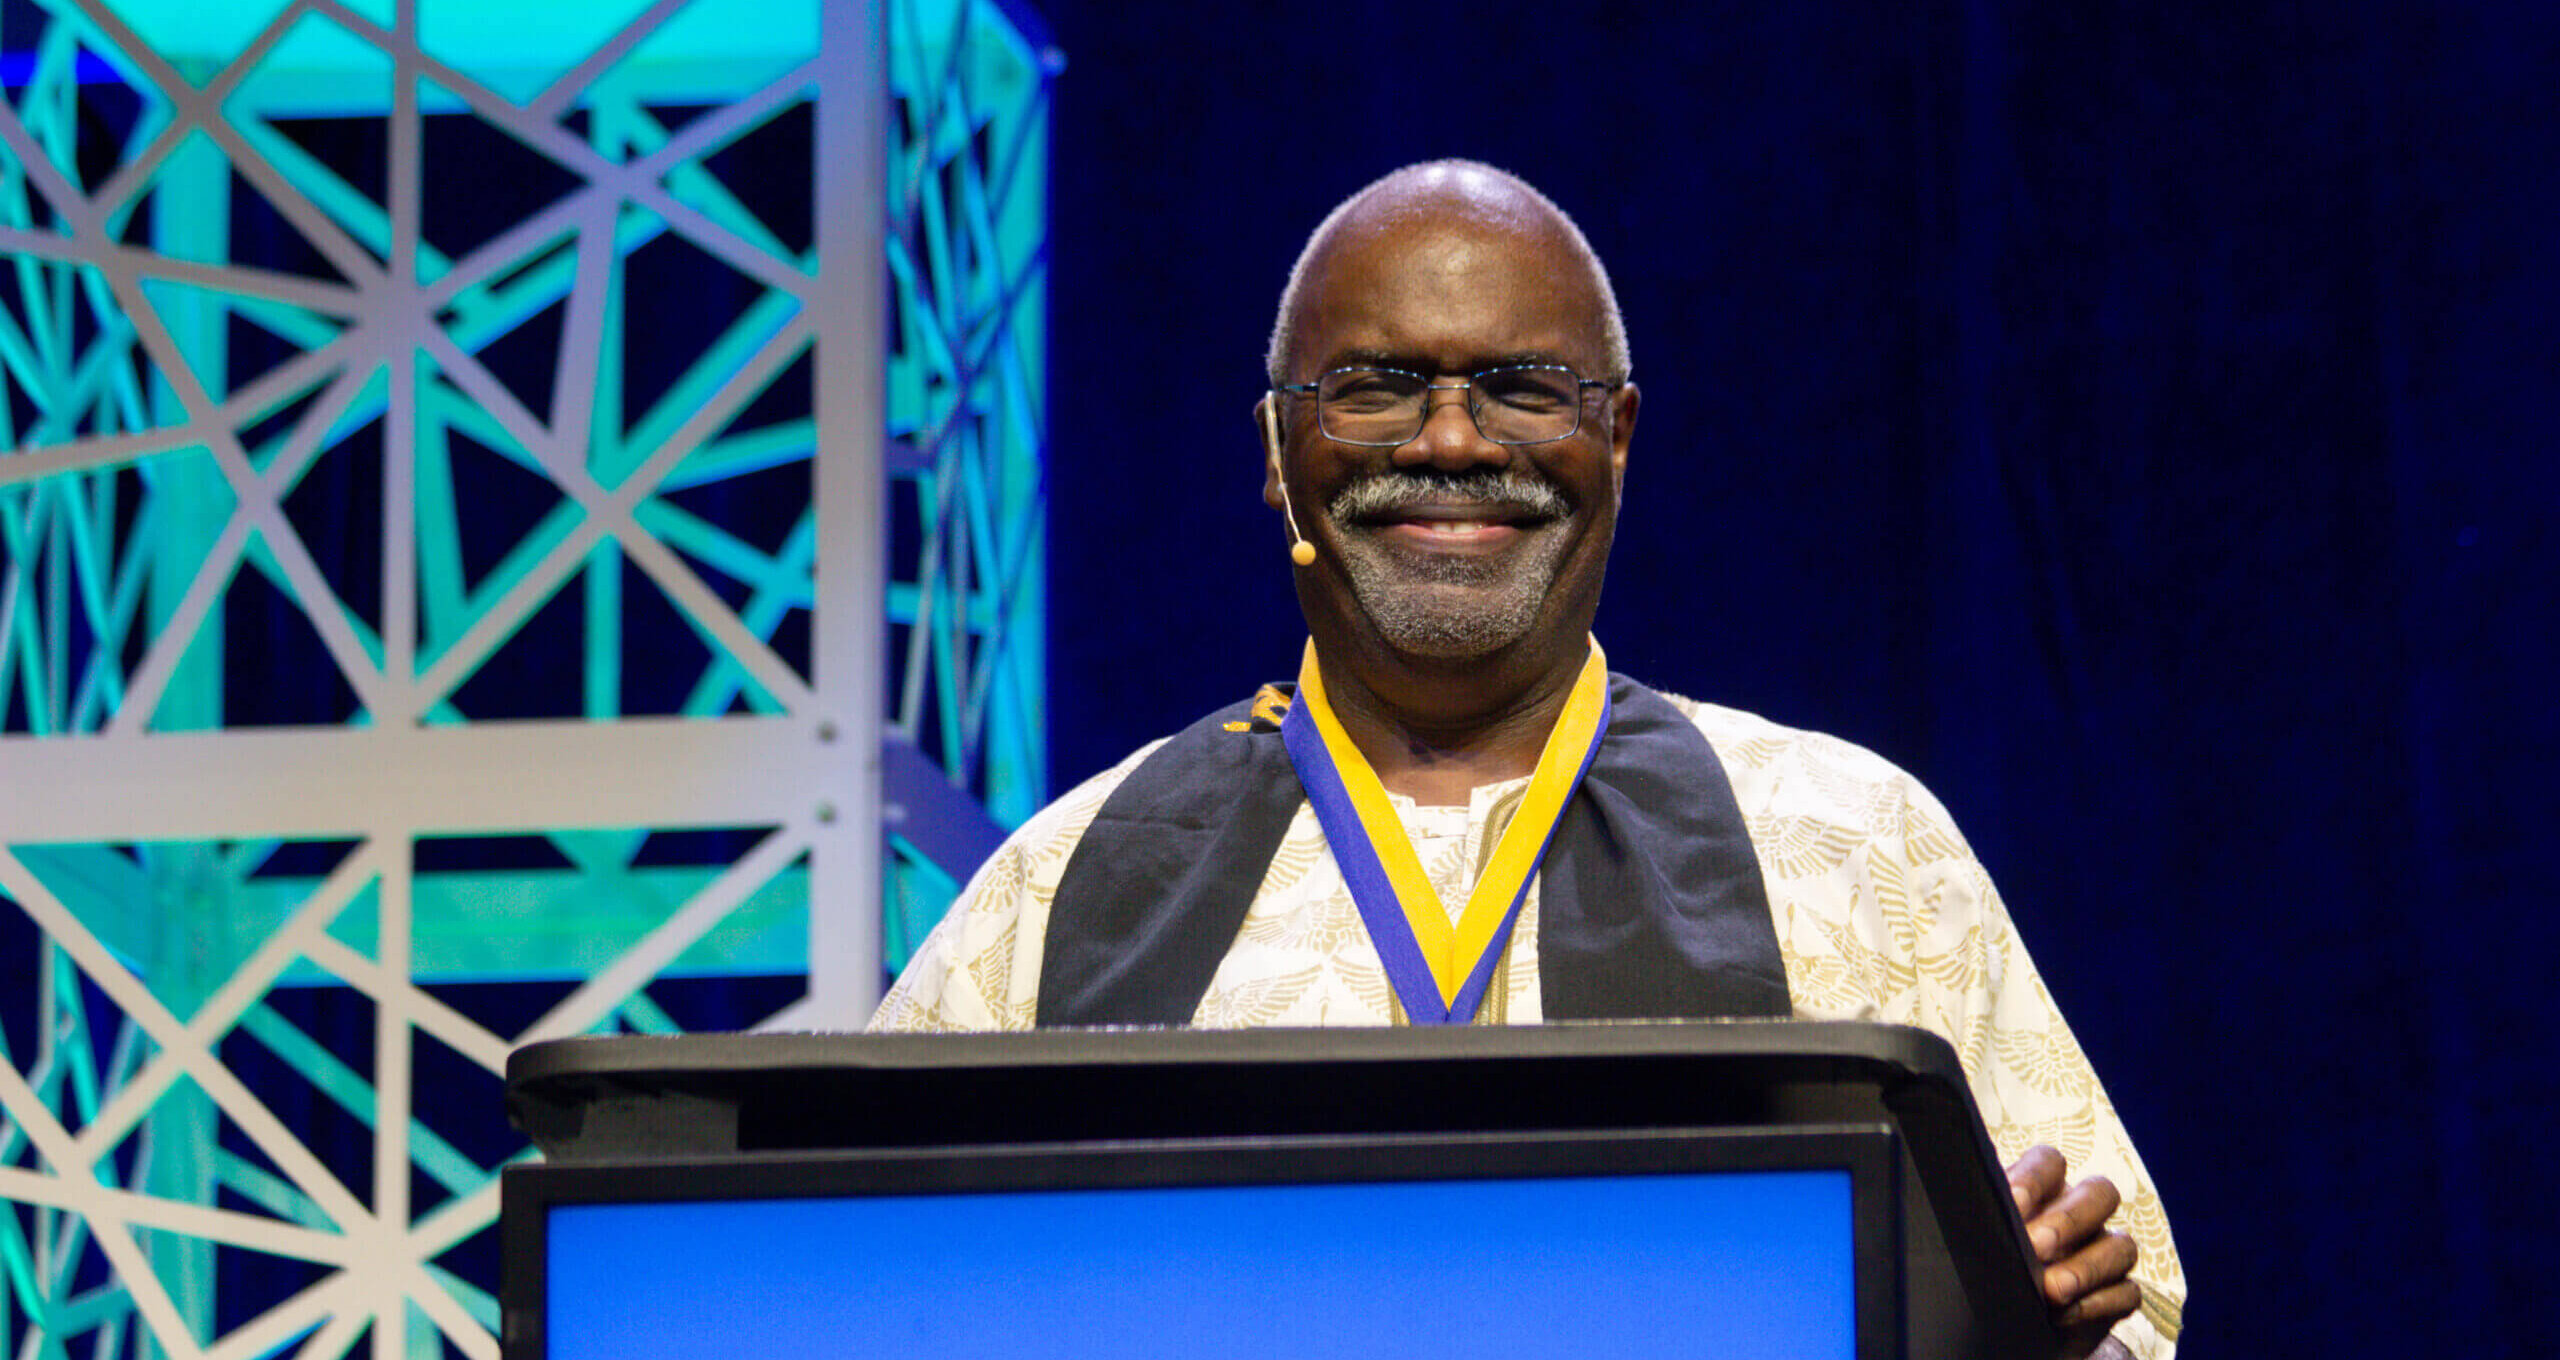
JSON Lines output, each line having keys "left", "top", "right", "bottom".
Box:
{"left": 871, "top": 691, "right": 2186, "bottom": 1358}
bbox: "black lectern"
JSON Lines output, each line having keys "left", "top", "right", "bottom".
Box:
{"left": 501, "top": 1021, "right": 2059, "bottom": 1360}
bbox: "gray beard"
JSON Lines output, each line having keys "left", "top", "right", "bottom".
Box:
{"left": 1327, "top": 471, "right": 1573, "bottom": 660}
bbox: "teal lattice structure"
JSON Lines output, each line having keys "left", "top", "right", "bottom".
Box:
{"left": 0, "top": 0, "right": 1051, "bottom": 1356}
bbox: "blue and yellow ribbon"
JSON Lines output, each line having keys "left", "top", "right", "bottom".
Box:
{"left": 1280, "top": 639, "right": 1613, "bottom": 1024}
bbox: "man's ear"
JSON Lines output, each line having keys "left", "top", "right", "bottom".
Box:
{"left": 1257, "top": 397, "right": 1285, "bottom": 509}
{"left": 1609, "top": 381, "right": 1639, "bottom": 495}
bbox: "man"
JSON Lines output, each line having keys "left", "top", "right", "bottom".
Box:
{"left": 871, "top": 161, "right": 2183, "bottom": 1359}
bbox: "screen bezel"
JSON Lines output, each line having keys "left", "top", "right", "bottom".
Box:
{"left": 501, "top": 1123, "right": 1901, "bottom": 1360}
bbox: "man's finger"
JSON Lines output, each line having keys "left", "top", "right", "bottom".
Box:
{"left": 2025, "top": 1175, "right": 2123, "bottom": 1261}
{"left": 2004, "top": 1143, "right": 2066, "bottom": 1219}
{"left": 2054, "top": 1278, "right": 2144, "bottom": 1331}
{"left": 2042, "top": 1229, "right": 2140, "bottom": 1306}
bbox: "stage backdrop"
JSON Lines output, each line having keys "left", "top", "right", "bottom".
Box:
{"left": 1030, "top": 3, "right": 2554, "bottom": 1359}
{"left": 0, "top": 0, "right": 1050, "bottom": 1353}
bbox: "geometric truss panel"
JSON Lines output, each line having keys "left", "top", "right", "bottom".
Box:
{"left": 0, "top": 0, "right": 1050, "bottom": 1356}
{"left": 881, "top": 0, "right": 1056, "bottom": 962}
{"left": 0, "top": 827, "right": 809, "bottom": 1360}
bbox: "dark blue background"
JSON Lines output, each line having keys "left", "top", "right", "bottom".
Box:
{"left": 1030, "top": 2, "right": 2557, "bottom": 1356}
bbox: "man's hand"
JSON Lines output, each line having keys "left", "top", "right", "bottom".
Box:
{"left": 2006, "top": 1144, "right": 2141, "bottom": 1359}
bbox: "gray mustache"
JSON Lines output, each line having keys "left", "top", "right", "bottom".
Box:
{"left": 1328, "top": 471, "right": 1570, "bottom": 522}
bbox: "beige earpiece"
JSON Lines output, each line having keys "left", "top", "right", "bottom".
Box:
{"left": 1264, "top": 404, "right": 1317, "bottom": 567}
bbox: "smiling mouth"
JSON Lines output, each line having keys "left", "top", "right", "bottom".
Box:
{"left": 1330, "top": 473, "right": 1568, "bottom": 550}
{"left": 1363, "top": 508, "right": 1546, "bottom": 548}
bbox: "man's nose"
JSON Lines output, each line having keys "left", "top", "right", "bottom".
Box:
{"left": 1394, "top": 387, "right": 1510, "bottom": 471}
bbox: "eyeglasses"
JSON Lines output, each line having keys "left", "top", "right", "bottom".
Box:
{"left": 1271, "top": 364, "right": 1619, "bottom": 447}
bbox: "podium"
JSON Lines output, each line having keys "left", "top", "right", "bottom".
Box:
{"left": 500, "top": 1022, "right": 2060, "bottom": 1360}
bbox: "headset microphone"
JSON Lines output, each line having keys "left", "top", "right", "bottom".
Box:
{"left": 1262, "top": 403, "right": 1319, "bottom": 567}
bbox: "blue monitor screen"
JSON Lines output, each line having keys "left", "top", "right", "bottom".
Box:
{"left": 545, "top": 1168, "right": 1854, "bottom": 1360}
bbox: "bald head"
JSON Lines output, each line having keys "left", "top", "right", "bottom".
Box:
{"left": 1265, "top": 161, "right": 1631, "bottom": 386}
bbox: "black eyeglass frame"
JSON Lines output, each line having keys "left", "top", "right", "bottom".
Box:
{"left": 1270, "top": 363, "right": 1624, "bottom": 447}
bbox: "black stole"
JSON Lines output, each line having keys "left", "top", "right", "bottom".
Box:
{"left": 1035, "top": 676, "right": 1791, "bottom": 1025}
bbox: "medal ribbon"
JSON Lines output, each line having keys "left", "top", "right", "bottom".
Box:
{"left": 1280, "top": 639, "right": 1614, "bottom": 1025}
